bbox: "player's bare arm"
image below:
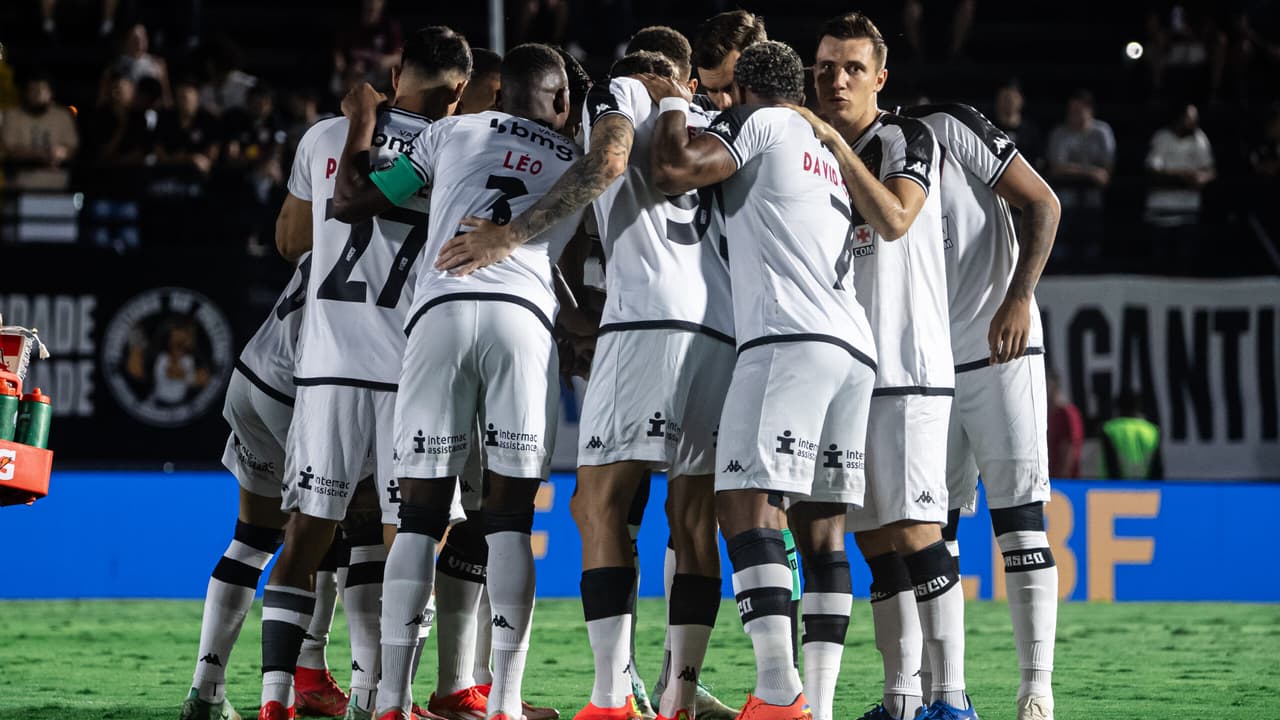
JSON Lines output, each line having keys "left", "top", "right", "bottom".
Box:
{"left": 274, "top": 193, "right": 313, "bottom": 261}
{"left": 647, "top": 82, "right": 736, "bottom": 194}
{"left": 433, "top": 114, "right": 633, "bottom": 276}
{"left": 987, "top": 154, "right": 1061, "bottom": 363}
{"left": 789, "top": 104, "right": 925, "bottom": 241}
{"left": 331, "top": 83, "right": 394, "bottom": 224}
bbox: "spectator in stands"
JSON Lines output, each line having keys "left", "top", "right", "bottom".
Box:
{"left": 333, "top": 0, "right": 403, "bottom": 94}
{"left": 902, "top": 0, "right": 977, "bottom": 62}
{"left": 517, "top": 0, "right": 570, "bottom": 48}
{"left": 458, "top": 48, "right": 502, "bottom": 115}
{"left": 1046, "top": 368, "right": 1083, "bottom": 479}
{"left": 1249, "top": 105, "right": 1280, "bottom": 179}
{"left": 82, "top": 71, "right": 144, "bottom": 252}
{"left": 220, "top": 83, "right": 285, "bottom": 253}
{"left": 1143, "top": 4, "right": 1226, "bottom": 104}
{"left": 1145, "top": 103, "right": 1215, "bottom": 227}
{"left": 40, "top": 0, "right": 119, "bottom": 37}
{"left": 1, "top": 70, "right": 78, "bottom": 190}
{"left": 100, "top": 23, "right": 171, "bottom": 107}
{"left": 1099, "top": 392, "right": 1164, "bottom": 480}
{"left": 1047, "top": 89, "right": 1115, "bottom": 272}
{"left": 83, "top": 71, "right": 145, "bottom": 167}
{"left": 992, "top": 79, "right": 1044, "bottom": 169}
{"left": 199, "top": 36, "right": 258, "bottom": 115}
{"left": 155, "top": 78, "right": 220, "bottom": 177}
{"left": 282, "top": 88, "right": 325, "bottom": 154}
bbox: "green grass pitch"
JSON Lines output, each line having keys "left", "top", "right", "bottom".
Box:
{"left": 1, "top": 599, "right": 1277, "bottom": 719}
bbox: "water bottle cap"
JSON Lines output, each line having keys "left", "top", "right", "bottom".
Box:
{"left": 0, "top": 382, "right": 16, "bottom": 396}
{"left": 21, "top": 387, "right": 51, "bottom": 404}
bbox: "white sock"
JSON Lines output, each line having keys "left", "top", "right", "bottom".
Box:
{"left": 905, "top": 543, "right": 966, "bottom": 709}
{"left": 298, "top": 569, "right": 338, "bottom": 670}
{"left": 378, "top": 531, "right": 438, "bottom": 713}
{"left": 474, "top": 590, "right": 494, "bottom": 686}
{"left": 873, "top": 592, "right": 923, "bottom": 718}
{"left": 800, "top": 581, "right": 852, "bottom": 719}
{"left": 660, "top": 573, "right": 719, "bottom": 716}
{"left": 261, "top": 585, "right": 316, "bottom": 707}
{"left": 627, "top": 522, "right": 642, "bottom": 688}
{"left": 347, "top": 541, "right": 388, "bottom": 697}
{"left": 581, "top": 565, "right": 636, "bottom": 708}
{"left": 436, "top": 569, "right": 484, "bottom": 695}
{"left": 411, "top": 596, "right": 435, "bottom": 680}
{"left": 998, "top": 530, "right": 1057, "bottom": 700}
{"left": 727, "top": 530, "right": 803, "bottom": 706}
{"left": 486, "top": 529, "right": 536, "bottom": 718}
{"left": 192, "top": 522, "right": 279, "bottom": 703}
{"left": 920, "top": 539, "right": 960, "bottom": 704}
{"left": 654, "top": 541, "right": 677, "bottom": 700}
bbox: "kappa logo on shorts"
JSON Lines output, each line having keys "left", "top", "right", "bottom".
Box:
{"left": 297, "top": 465, "right": 315, "bottom": 490}
{"left": 915, "top": 491, "right": 935, "bottom": 504}
{"left": 413, "top": 430, "right": 427, "bottom": 453}
{"left": 484, "top": 424, "right": 500, "bottom": 446}
{"left": 585, "top": 436, "right": 605, "bottom": 450}
{"left": 387, "top": 479, "right": 401, "bottom": 503}
{"left": 723, "top": 459, "right": 745, "bottom": 473}
{"left": 646, "top": 412, "right": 667, "bottom": 438}
{"left": 822, "top": 444, "right": 843, "bottom": 468}
{"left": 775, "top": 430, "right": 797, "bottom": 454}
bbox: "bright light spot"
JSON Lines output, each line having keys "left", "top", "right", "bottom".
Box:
{"left": 1125, "top": 41, "right": 1144, "bottom": 60}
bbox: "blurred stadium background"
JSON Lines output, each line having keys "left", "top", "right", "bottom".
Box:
{"left": 0, "top": 0, "right": 1277, "bottom": 716}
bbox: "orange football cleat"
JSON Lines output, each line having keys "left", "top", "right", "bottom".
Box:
{"left": 734, "top": 695, "right": 810, "bottom": 720}
{"left": 572, "top": 696, "right": 641, "bottom": 720}
{"left": 259, "top": 701, "right": 296, "bottom": 720}
{"left": 294, "top": 667, "right": 349, "bottom": 717}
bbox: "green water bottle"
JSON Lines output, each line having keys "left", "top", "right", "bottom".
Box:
{"left": 0, "top": 383, "right": 18, "bottom": 441}
{"left": 14, "top": 387, "right": 51, "bottom": 449}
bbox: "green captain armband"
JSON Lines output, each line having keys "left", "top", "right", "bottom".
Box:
{"left": 369, "top": 154, "right": 425, "bottom": 206}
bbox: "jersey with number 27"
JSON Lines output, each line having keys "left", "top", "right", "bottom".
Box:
{"left": 287, "top": 108, "right": 433, "bottom": 388}
{"left": 383, "top": 110, "right": 582, "bottom": 334}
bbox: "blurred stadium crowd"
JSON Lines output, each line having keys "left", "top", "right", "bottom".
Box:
{"left": 0, "top": 0, "right": 1278, "bottom": 275}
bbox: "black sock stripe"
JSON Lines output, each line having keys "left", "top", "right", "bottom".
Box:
{"left": 437, "top": 546, "right": 488, "bottom": 582}
{"left": 991, "top": 502, "right": 1046, "bottom": 535}
{"left": 581, "top": 567, "right": 638, "bottom": 621}
{"left": 212, "top": 557, "right": 264, "bottom": 589}
{"left": 485, "top": 508, "right": 535, "bottom": 535}
{"left": 262, "top": 619, "right": 307, "bottom": 674}
{"left": 801, "top": 613, "right": 851, "bottom": 645}
{"left": 398, "top": 504, "right": 452, "bottom": 540}
{"left": 1002, "top": 546, "right": 1056, "bottom": 573}
{"left": 234, "top": 520, "right": 283, "bottom": 554}
{"left": 726, "top": 528, "right": 787, "bottom": 569}
{"left": 263, "top": 588, "right": 316, "bottom": 615}
{"left": 904, "top": 542, "right": 961, "bottom": 602}
{"left": 736, "top": 586, "right": 793, "bottom": 624}
{"left": 344, "top": 560, "right": 386, "bottom": 587}
{"left": 867, "top": 551, "right": 913, "bottom": 600}
{"left": 801, "top": 552, "right": 851, "bottom": 593}
{"left": 669, "top": 574, "right": 721, "bottom": 627}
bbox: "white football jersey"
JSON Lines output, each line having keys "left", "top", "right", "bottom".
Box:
{"left": 236, "top": 253, "right": 311, "bottom": 404}
{"left": 584, "top": 77, "right": 734, "bottom": 341}
{"left": 401, "top": 110, "right": 582, "bottom": 335}
{"left": 847, "top": 112, "right": 954, "bottom": 392}
{"left": 902, "top": 103, "right": 1044, "bottom": 369}
{"left": 288, "top": 108, "right": 433, "bottom": 389}
{"left": 702, "top": 105, "right": 876, "bottom": 367}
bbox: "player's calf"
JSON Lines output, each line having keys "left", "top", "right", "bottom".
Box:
{"left": 789, "top": 503, "right": 852, "bottom": 720}
{"left": 991, "top": 502, "right": 1056, "bottom": 707}
{"left": 483, "top": 475, "right": 541, "bottom": 720}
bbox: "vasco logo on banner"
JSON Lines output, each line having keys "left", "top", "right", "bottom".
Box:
{"left": 101, "top": 288, "right": 233, "bottom": 427}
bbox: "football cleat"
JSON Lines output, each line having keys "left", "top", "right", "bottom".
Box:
{"left": 259, "top": 701, "right": 296, "bottom": 720}
{"left": 654, "top": 711, "right": 692, "bottom": 720}
{"left": 376, "top": 712, "right": 411, "bottom": 720}
{"left": 295, "top": 667, "right": 349, "bottom": 717}
{"left": 733, "top": 694, "right": 811, "bottom": 720}
{"left": 652, "top": 683, "right": 739, "bottom": 720}
{"left": 852, "top": 705, "right": 895, "bottom": 720}
{"left": 572, "top": 696, "right": 642, "bottom": 720}
{"left": 1015, "top": 695, "right": 1052, "bottom": 720}
{"left": 413, "top": 703, "right": 449, "bottom": 720}
{"left": 471, "top": 683, "right": 560, "bottom": 720}
{"left": 631, "top": 676, "right": 656, "bottom": 720}
{"left": 180, "top": 688, "right": 243, "bottom": 720}
{"left": 429, "top": 687, "right": 488, "bottom": 720}
{"left": 918, "top": 697, "right": 980, "bottom": 720}
{"left": 344, "top": 704, "right": 372, "bottom": 720}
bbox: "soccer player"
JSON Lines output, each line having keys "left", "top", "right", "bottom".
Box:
{"left": 257, "top": 27, "right": 472, "bottom": 720}
{"left": 799, "top": 12, "right": 973, "bottom": 720}
{"left": 645, "top": 39, "right": 878, "bottom": 720}
{"left": 332, "top": 43, "right": 582, "bottom": 720}
{"left": 459, "top": 48, "right": 502, "bottom": 115}
{"left": 898, "top": 100, "right": 1060, "bottom": 720}
{"left": 690, "top": 10, "right": 767, "bottom": 111}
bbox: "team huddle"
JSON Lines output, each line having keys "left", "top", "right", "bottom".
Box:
{"left": 180, "top": 10, "right": 1062, "bottom": 720}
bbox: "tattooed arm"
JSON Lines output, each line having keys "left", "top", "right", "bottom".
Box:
{"left": 433, "top": 114, "right": 634, "bottom": 276}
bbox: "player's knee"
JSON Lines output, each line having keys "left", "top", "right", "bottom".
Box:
{"left": 483, "top": 507, "right": 535, "bottom": 537}
{"left": 990, "top": 502, "right": 1045, "bottom": 538}
{"left": 444, "top": 518, "right": 489, "bottom": 560}
{"left": 397, "top": 503, "right": 452, "bottom": 542}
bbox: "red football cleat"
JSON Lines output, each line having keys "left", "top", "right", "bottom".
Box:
{"left": 294, "top": 667, "right": 349, "bottom": 717}
{"left": 377, "top": 711, "right": 411, "bottom": 720}
{"left": 428, "top": 686, "right": 488, "bottom": 720}
{"left": 259, "top": 701, "right": 296, "bottom": 720}
{"left": 572, "top": 696, "right": 641, "bottom": 720}
{"left": 733, "top": 695, "right": 810, "bottom": 720}
{"left": 412, "top": 703, "right": 448, "bottom": 720}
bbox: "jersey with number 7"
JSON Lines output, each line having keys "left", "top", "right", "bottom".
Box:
{"left": 289, "top": 107, "right": 433, "bottom": 387}
{"left": 369, "top": 110, "right": 583, "bottom": 335}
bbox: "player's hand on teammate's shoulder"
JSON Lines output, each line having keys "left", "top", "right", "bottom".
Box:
{"left": 633, "top": 72, "right": 692, "bottom": 105}
{"left": 987, "top": 295, "right": 1032, "bottom": 364}
{"left": 435, "top": 216, "right": 519, "bottom": 276}
{"left": 785, "top": 103, "right": 846, "bottom": 152}
{"left": 340, "top": 82, "right": 386, "bottom": 121}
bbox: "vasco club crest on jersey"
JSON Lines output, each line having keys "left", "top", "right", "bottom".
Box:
{"left": 101, "top": 287, "right": 233, "bottom": 427}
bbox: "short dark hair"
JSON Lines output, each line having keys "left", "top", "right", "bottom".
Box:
{"left": 693, "top": 10, "right": 766, "bottom": 70}
{"left": 401, "top": 26, "right": 472, "bottom": 79}
{"left": 817, "top": 12, "right": 888, "bottom": 70}
{"left": 555, "top": 46, "right": 591, "bottom": 112}
{"left": 22, "top": 69, "right": 53, "bottom": 88}
{"left": 626, "top": 26, "right": 691, "bottom": 81}
{"left": 1070, "top": 88, "right": 1095, "bottom": 108}
{"left": 501, "top": 43, "right": 566, "bottom": 104}
{"left": 610, "top": 51, "right": 676, "bottom": 81}
{"left": 734, "top": 40, "right": 803, "bottom": 105}
{"left": 471, "top": 47, "right": 503, "bottom": 77}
